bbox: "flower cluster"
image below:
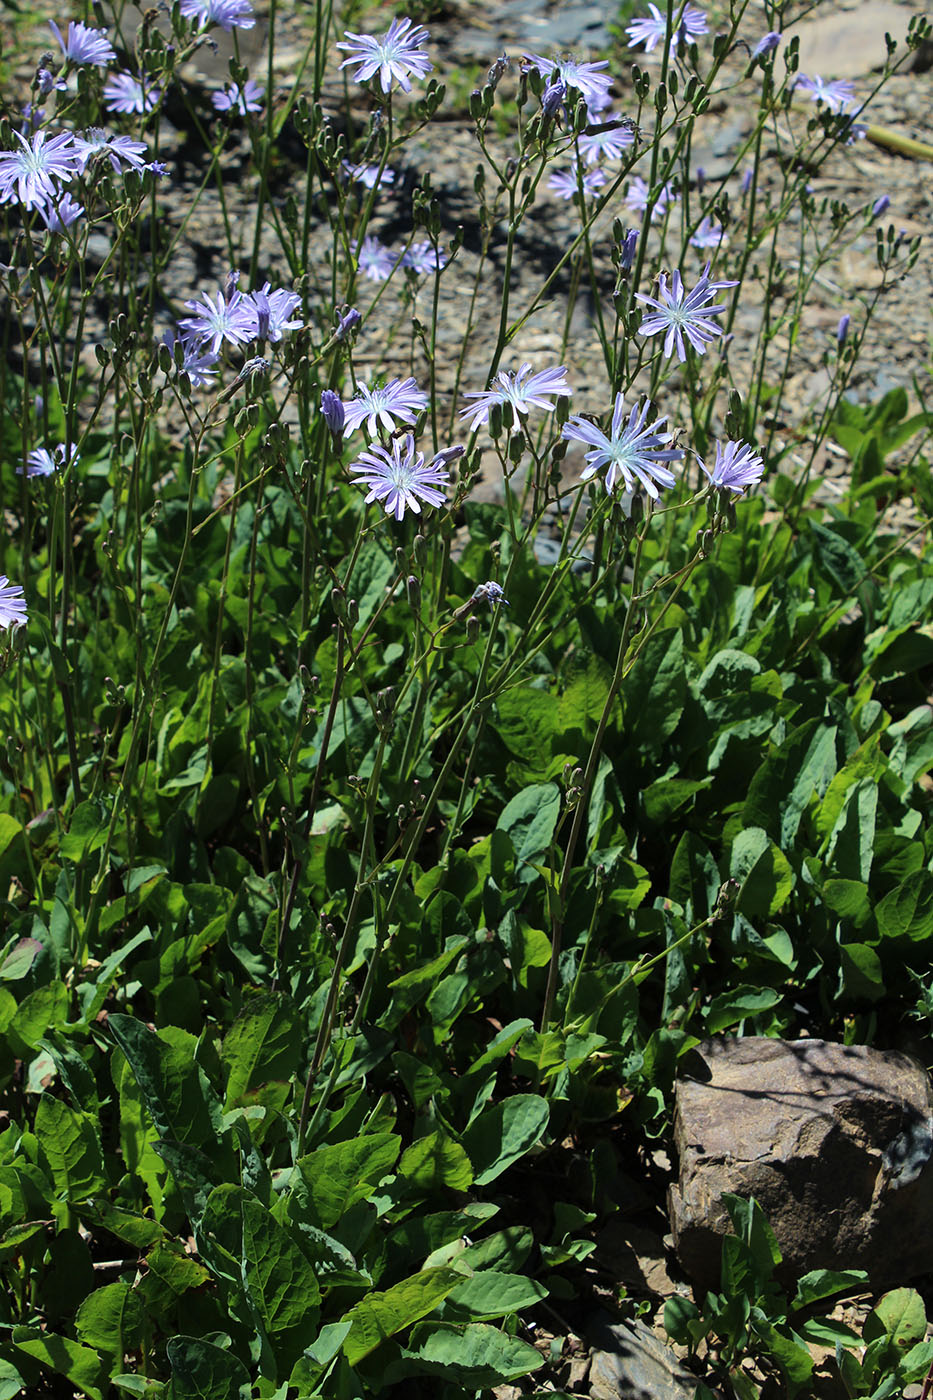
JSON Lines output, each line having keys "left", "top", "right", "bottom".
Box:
{"left": 167, "top": 274, "right": 302, "bottom": 385}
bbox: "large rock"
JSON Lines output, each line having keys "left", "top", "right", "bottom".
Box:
{"left": 668, "top": 1037, "right": 933, "bottom": 1291}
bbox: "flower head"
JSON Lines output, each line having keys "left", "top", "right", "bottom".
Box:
{"left": 212, "top": 79, "right": 264, "bottom": 113}
{"left": 872, "top": 194, "right": 890, "bottom": 218}
{"left": 180, "top": 0, "right": 255, "bottom": 30}
{"left": 837, "top": 314, "right": 850, "bottom": 345}
{"left": 22, "top": 442, "right": 80, "bottom": 478}
{"left": 350, "top": 434, "right": 452, "bottom": 521}
{"left": 355, "top": 234, "right": 396, "bottom": 282}
{"left": 321, "top": 389, "right": 345, "bottom": 436}
{"left": 460, "top": 362, "right": 572, "bottom": 431}
{"left": 794, "top": 73, "right": 854, "bottom": 114}
{"left": 547, "top": 162, "right": 606, "bottom": 200}
{"left": 689, "top": 215, "right": 726, "bottom": 249}
{"left": 541, "top": 78, "right": 566, "bottom": 115}
{"left": 752, "top": 31, "right": 782, "bottom": 59}
{"left": 624, "top": 174, "right": 677, "bottom": 220}
{"left": 625, "top": 3, "right": 708, "bottom": 52}
{"left": 0, "top": 577, "right": 27, "bottom": 630}
{"left": 245, "top": 284, "right": 303, "bottom": 342}
{"left": 336, "top": 307, "right": 362, "bottom": 340}
{"left": 39, "top": 191, "right": 85, "bottom": 232}
{"left": 577, "top": 116, "right": 635, "bottom": 165}
{"left": 342, "top": 160, "right": 395, "bottom": 189}
{"left": 162, "top": 331, "right": 221, "bottom": 388}
{"left": 522, "top": 53, "right": 612, "bottom": 107}
{"left": 473, "top": 581, "right": 508, "bottom": 609}
{"left": 0, "top": 129, "right": 80, "bottom": 210}
{"left": 74, "top": 128, "right": 148, "bottom": 172}
{"left": 636, "top": 261, "right": 738, "bottom": 361}
{"left": 697, "top": 439, "right": 764, "bottom": 494}
{"left": 562, "top": 394, "right": 682, "bottom": 498}
{"left": 402, "top": 240, "right": 447, "bottom": 274}
{"left": 343, "top": 377, "right": 429, "bottom": 437}
{"left": 103, "top": 73, "right": 161, "bottom": 115}
{"left": 49, "top": 19, "right": 116, "bottom": 66}
{"left": 337, "top": 17, "right": 433, "bottom": 94}
{"left": 179, "top": 283, "right": 256, "bottom": 353}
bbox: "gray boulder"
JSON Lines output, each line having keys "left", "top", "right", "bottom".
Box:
{"left": 668, "top": 1037, "right": 933, "bottom": 1291}
{"left": 588, "top": 1317, "right": 716, "bottom": 1400}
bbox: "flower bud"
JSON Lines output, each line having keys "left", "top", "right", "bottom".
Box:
{"left": 321, "top": 389, "right": 345, "bottom": 438}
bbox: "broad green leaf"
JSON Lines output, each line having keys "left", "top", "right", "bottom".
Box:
{"left": 496, "top": 784, "right": 560, "bottom": 880}
{"left": 109, "top": 1014, "right": 222, "bottom": 1149}
{"left": 12, "top": 1329, "right": 106, "bottom": 1400}
{"left": 494, "top": 688, "right": 560, "bottom": 766}
{"left": 165, "top": 1335, "right": 251, "bottom": 1400}
{"left": 705, "top": 987, "right": 780, "bottom": 1034}
{"left": 398, "top": 1131, "right": 473, "bottom": 1192}
{"left": 839, "top": 944, "right": 885, "bottom": 1002}
{"left": 791, "top": 1268, "right": 868, "bottom": 1311}
{"left": 458, "top": 1226, "right": 533, "bottom": 1272}
{"left": 864, "top": 1288, "right": 926, "bottom": 1350}
{"left": 731, "top": 827, "right": 794, "bottom": 917}
{"left": 0, "top": 937, "right": 42, "bottom": 980}
{"left": 625, "top": 629, "right": 686, "bottom": 750}
{"left": 823, "top": 778, "right": 878, "bottom": 882}
{"left": 444, "top": 1270, "right": 547, "bottom": 1321}
{"left": 558, "top": 652, "right": 612, "bottom": 727}
{"left": 388, "top": 1320, "right": 543, "bottom": 1386}
{"left": 822, "top": 879, "right": 871, "bottom": 925}
{"left": 221, "top": 992, "right": 300, "bottom": 1106}
{"left": 876, "top": 872, "right": 933, "bottom": 939}
{"left": 34, "top": 1096, "right": 106, "bottom": 1202}
{"left": 462, "top": 1094, "right": 549, "bottom": 1186}
{"left": 298, "top": 1132, "right": 401, "bottom": 1229}
{"left": 241, "top": 1191, "right": 321, "bottom": 1336}
{"left": 744, "top": 718, "right": 837, "bottom": 844}
{"left": 0, "top": 1360, "right": 25, "bottom": 1400}
{"left": 75, "top": 1282, "right": 144, "bottom": 1359}
{"left": 60, "top": 800, "right": 109, "bottom": 863}
{"left": 342, "top": 1268, "right": 463, "bottom": 1365}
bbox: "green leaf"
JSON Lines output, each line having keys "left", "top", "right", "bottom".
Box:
{"left": 496, "top": 784, "right": 560, "bottom": 881}
{"left": 298, "top": 1132, "right": 401, "bottom": 1229}
{"left": 731, "top": 827, "right": 794, "bottom": 917}
{"left": 12, "top": 1329, "right": 106, "bottom": 1400}
{"left": 241, "top": 1191, "right": 321, "bottom": 1338}
{"left": 876, "top": 872, "right": 933, "bottom": 939}
{"left": 625, "top": 629, "right": 686, "bottom": 751}
{"left": 387, "top": 1321, "right": 543, "bottom": 1386}
{"left": 0, "top": 1360, "right": 25, "bottom": 1400}
{"left": 0, "top": 937, "right": 42, "bottom": 980}
{"left": 342, "top": 1268, "right": 463, "bottom": 1365}
{"left": 559, "top": 652, "right": 612, "bottom": 727}
{"left": 398, "top": 1131, "right": 473, "bottom": 1192}
{"left": 75, "top": 1282, "right": 144, "bottom": 1359}
{"left": 221, "top": 992, "right": 300, "bottom": 1106}
{"left": 864, "top": 1288, "right": 926, "bottom": 1350}
{"left": 724, "top": 1195, "right": 782, "bottom": 1278}
{"left": 462, "top": 1094, "right": 549, "bottom": 1186}
{"left": 444, "top": 1270, "right": 548, "bottom": 1321}
{"left": 839, "top": 944, "right": 885, "bottom": 1002}
{"left": 60, "top": 800, "right": 109, "bottom": 863}
{"left": 494, "top": 688, "right": 560, "bottom": 765}
{"left": 791, "top": 1269, "right": 868, "bottom": 1311}
{"left": 705, "top": 987, "right": 780, "bottom": 1034}
{"left": 744, "top": 718, "right": 837, "bottom": 844}
{"left": 165, "top": 1335, "right": 251, "bottom": 1400}
{"left": 34, "top": 1096, "right": 106, "bottom": 1202}
{"left": 108, "top": 1014, "right": 223, "bottom": 1149}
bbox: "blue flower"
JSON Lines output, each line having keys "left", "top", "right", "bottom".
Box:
{"left": 180, "top": 0, "right": 255, "bottom": 30}
{"left": 0, "top": 129, "right": 80, "bottom": 210}
{"left": 349, "top": 434, "right": 453, "bottom": 521}
{"left": 212, "top": 80, "right": 265, "bottom": 113}
{"left": 794, "top": 73, "right": 854, "bottom": 114}
{"left": 697, "top": 440, "right": 764, "bottom": 494}
{"left": 49, "top": 19, "right": 116, "bottom": 67}
{"left": 337, "top": 17, "right": 433, "bottom": 94}
{"left": 522, "top": 53, "right": 613, "bottom": 108}
{"left": 0, "top": 577, "right": 27, "bottom": 630}
{"left": 562, "top": 394, "right": 681, "bottom": 498}
{"left": 103, "top": 73, "right": 161, "bottom": 115}
{"left": 625, "top": 3, "right": 707, "bottom": 52}
{"left": 343, "top": 377, "right": 429, "bottom": 437}
{"left": 460, "top": 362, "right": 571, "bottom": 430}
{"left": 636, "top": 262, "right": 738, "bottom": 361}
